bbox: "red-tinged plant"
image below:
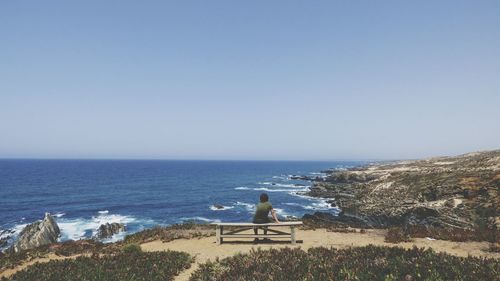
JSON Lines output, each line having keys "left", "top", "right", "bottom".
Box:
{"left": 189, "top": 245, "right": 499, "bottom": 281}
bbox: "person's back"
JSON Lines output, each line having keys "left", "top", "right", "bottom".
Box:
{"left": 253, "top": 201, "right": 273, "bottom": 223}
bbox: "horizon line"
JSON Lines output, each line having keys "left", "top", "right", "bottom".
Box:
{"left": 0, "top": 157, "right": 396, "bottom": 162}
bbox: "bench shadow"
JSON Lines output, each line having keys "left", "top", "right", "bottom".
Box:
{"left": 217, "top": 240, "right": 303, "bottom": 245}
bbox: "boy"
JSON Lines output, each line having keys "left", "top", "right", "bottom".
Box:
{"left": 253, "top": 193, "right": 280, "bottom": 242}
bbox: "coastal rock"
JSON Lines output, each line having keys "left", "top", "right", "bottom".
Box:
{"left": 302, "top": 212, "right": 373, "bottom": 228}
{"left": 0, "top": 229, "right": 15, "bottom": 248}
{"left": 12, "top": 213, "right": 60, "bottom": 252}
{"left": 0, "top": 236, "right": 9, "bottom": 248}
{"left": 290, "top": 175, "right": 314, "bottom": 181}
{"left": 326, "top": 200, "right": 337, "bottom": 207}
{"left": 305, "top": 150, "right": 500, "bottom": 230}
{"left": 212, "top": 204, "right": 225, "bottom": 210}
{"left": 95, "top": 223, "right": 126, "bottom": 239}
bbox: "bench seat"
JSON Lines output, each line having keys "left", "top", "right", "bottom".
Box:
{"left": 211, "top": 222, "right": 302, "bottom": 244}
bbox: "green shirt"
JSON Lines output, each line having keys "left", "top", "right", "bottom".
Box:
{"left": 253, "top": 201, "right": 273, "bottom": 223}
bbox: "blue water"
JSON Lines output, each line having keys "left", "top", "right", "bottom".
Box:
{"left": 0, "top": 160, "right": 362, "bottom": 245}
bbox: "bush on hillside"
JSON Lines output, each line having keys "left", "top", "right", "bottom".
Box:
{"left": 122, "top": 243, "right": 142, "bottom": 254}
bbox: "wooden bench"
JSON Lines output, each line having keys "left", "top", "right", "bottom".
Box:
{"left": 211, "top": 222, "right": 302, "bottom": 245}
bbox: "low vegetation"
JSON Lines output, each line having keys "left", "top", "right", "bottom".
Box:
{"left": 190, "top": 246, "right": 499, "bottom": 281}
{"left": 0, "top": 240, "right": 119, "bottom": 272}
{"left": 2, "top": 250, "right": 192, "bottom": 281}
{"left": 383, "top": 225, "right": 498, "bottom": 244}
{"left": 404, "top": 225, "right": 497, "bottom": 242}
{"left": 0, "top": 248, "right": 48, "bottom": 272}
{"left": 123, "top": 223, "right": 214, "bottom": 244}
{"left": 384, "top": 227, "right": 412, "bottom": 243}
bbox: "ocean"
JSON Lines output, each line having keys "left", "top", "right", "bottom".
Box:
{"left": 0, "top": 159, "right": 362, "bottom": 248}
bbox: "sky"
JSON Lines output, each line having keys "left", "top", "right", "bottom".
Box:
{"left": 1, "top": 1, "right": 499, "bottom": 160}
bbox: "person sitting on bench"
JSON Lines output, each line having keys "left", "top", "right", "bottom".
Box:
{"left": 253, "top": 193, "right": 280, "bottom": 242}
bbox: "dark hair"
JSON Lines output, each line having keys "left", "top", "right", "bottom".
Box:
{"left": 260, "top": 193, "right": 269, "bottom": 203}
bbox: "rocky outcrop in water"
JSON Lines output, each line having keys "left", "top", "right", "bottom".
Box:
{"left": 0, "top": 237, "right": 9, "bottom": 248}
{"left": 0, "top": 229, "right": 14, "bottom": 248}
{"left": 11, "top": 213, "right": 60, "bottom": 252}
{"left": 95, "top": 223, "right": 126, "bottom": 239}
{"left": 304, "top": 150, "right": 500, "bottom": 230}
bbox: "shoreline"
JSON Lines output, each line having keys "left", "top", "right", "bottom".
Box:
{"left": 302, "top": 150, "right": 500, "bottom": 233}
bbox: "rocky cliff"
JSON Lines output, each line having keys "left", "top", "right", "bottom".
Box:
{"left": 306, "top": 150, "right": 499, "bottom": 230}
{"left": 11, "top": 213, "right": 60, "bottom": 252}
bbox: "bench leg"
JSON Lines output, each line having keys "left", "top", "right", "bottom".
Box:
{"left": 220, "top": 226, "right": 224, "bottom": 244}
{"left": 291, "top": 226, "right": 296, "bottom": 245}
{"left": 216, "top": 225, "right": 221, "bottom": 245}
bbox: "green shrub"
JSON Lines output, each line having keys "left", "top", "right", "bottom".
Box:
{"left": 3, "top": 250, "right": 192, "bottom": 281}
{"left": 189, "top": 245, "right": 499, "bottom": 281}
{"left": 122, "top": 243, "right": 142, "bottom": 254}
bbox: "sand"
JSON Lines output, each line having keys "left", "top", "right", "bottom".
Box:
{"left": 2, "top": 228, "right": 498, "bottom": 280}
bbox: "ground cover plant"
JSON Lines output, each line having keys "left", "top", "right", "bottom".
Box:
{"left": 189, "top": 245, "right": 500, "bottom": 281}
{"left": 123, "top": 222, "right": 214, "bottom": 244}
{"left": 2, "top": 249, "right": 192, "bottom": 281}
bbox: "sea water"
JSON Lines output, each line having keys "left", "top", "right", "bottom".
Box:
{"left": 0, "top": 159, "right": 362, "bottom": 247}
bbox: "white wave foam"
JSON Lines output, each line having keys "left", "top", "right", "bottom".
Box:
{"left": 180, "top": 217, "right": 221, "bottom": 223}
{"left": 235, "top": 201, "right": 255, "bottom": 212}
{"left": 234, "top": 186, "right": 249, "bottom": 190}
{"left": 284, "top": 198, "right": 339, "bottom": 211}
{"left": 12, "top": 223, "right": 28, "bottom": 236}
{"left": 258, "top": 182, "right": 274, "bottom": 185}
{"left": 275, "top": 183, "right": 305, "bottom": 188}
{"left": 209, "top": 205, "right": 234, "bottom": 211}
{"left": 0, "top": 223, "right": 28, "bottom": 250}
{"left": 273, "top": 208, "right": 290, "bottom": 217}
{"left": 259, "top": 182, "right": 309, "bottom": 188}
{"left": 57, "top": 211, "right": 136, "bottom": 241}
{"left": 272, "top": 175, "right": 290, "bottom": 181}
{"left": 3, "top": 212, "right": 153, "bottom": 247}
{"left": 253, "top": 187, "right": 310, "bottom": 193}
{"left": 101, "top": 231, "right": 128, "bottom": 243}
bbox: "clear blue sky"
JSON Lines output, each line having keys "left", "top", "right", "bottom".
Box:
{"left": 1, "top": 1, "right": 499, "bottom": 160}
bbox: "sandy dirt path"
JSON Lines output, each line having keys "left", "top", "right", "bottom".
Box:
{"left": 140, "top": 228, "right": 499, "bottom": 281}
{"left": 0, "top": 253, "right": 81, "bottom": 279}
